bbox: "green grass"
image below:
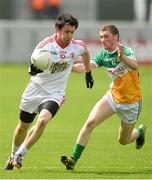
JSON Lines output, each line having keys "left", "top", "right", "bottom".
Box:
{"left": 0, "top": 64, "right": 152, "bottom": 179}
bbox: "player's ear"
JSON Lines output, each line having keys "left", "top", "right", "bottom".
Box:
{"left": 114, "top": 34, "right": 119, "bottom": 42}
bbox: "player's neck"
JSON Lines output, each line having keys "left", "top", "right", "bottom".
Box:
{"left": 107, "top": 43, "right": 118, "bottom": 53}
{"left": 55, "top": 35, "right": 69, "bottom": 48}
{"left": 107, "top": 47, "right": 118, "bottom": 54}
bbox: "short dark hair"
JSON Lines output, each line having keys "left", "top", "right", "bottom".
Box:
{"left": 101, "top": 25, "right": 119, "bottom": 40}
{"left": 55, "top": 13, "right": 79, "bottom": 30}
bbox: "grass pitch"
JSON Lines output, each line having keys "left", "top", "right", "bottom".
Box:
{"left": 0, "top": 64, "right": 152, "bottom": 179}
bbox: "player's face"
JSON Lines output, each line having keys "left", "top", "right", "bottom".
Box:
{"left": 56, "top": 24, "right": 76, "bottom": 46}
{"left": 100, "top": 30, "right": 118, "bottom": 52}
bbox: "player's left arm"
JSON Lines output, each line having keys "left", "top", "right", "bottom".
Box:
{"left": 81, "top": 48, "right": 94, "bottom": 89}
{"left": 118, "top": 43, "right": 138, "bottom": 70}
{"left": 81, "top": 48, "right": 91, "bottom": 73}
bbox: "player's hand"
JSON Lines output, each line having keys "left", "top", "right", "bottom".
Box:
{"left": 117, "top": 43, "right": 124, "bottom": 59}
{"left": 28, "top": 64, "right": 43, "bottom": 76}
{"left": 85, "top": 71, "right": 94, "bottom": 89}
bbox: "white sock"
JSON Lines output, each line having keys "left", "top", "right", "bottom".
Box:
{"left": 11, "top": 144, "right": 19, "bottom": 158}
{"left": 16, "top": 144, "right": 28, "bottom": 157}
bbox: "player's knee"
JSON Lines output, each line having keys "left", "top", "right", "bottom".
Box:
{"left": 36, "top": 117, "right": 48, "bottom": 129}
{"left": 86, "top": 117, "right": 97, "bottom": 130}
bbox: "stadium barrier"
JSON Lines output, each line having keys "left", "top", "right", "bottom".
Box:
{"left": 0, "top": 20, "right": 152, "bottom": 65}
{"left": 86, "top": 40, "right": 152, "bottom": 65}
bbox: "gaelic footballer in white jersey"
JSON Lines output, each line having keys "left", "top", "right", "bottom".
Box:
{"left": 4, "top": 13, "right": 94, "bottom": 171}
{"left": 31, "top": 34, "right": 86, "bottom": 96}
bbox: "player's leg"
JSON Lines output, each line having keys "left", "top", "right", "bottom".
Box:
{"left": 12, "top": 110, "right": 36, "bottom": 151}
{"left": 76, "top": 98, "right": 114, "bottom": 146}
{"left": 61, "top": 97, "right": 115, "bottom": 170}
{"left": 4, "top": 110, "right": 35, "bottom": 170}
{"left": 118, "top": 100, "right": 146, "bottom": 148}
{"left": 13, "top": 109, "right": 52, "bottom": 169}
{"left": 118, "top": 120, "right": 147, "bottom": 148}
{"left": 22, "top": 110, "right": 52, "bottom": 149}
{"left": 118, "top": 120, "right": 136, "bottom": 145}
{"left": 13, "top": 100, "right": 59, "bottom": 169}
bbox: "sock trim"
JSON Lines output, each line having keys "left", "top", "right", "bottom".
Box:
{"left": 137, "top": 128, "right": 144, "bottom": 138}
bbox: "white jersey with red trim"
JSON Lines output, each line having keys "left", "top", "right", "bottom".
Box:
{"left": 31, "top": 34, "right": 86, "bottom": 95}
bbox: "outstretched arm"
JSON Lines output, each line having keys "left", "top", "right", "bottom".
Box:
{"left": 72, "top": 60, "right": 97, "bottom": 73}
{"left": 73, "top": 48, "right": 96, "bottom": 88}
{"left": 81, "top": 48, "right": 91, "bottom": 73}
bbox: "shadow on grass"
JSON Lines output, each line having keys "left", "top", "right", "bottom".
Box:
{"left": 31, "top": 168, "right": 152, "bottom": 176}
{"left": 72, "top": 168, "right": 152, "bottom": 177}
{"left": 1, "top": 166, "right": 152, "bottom": 178}
{"left": 1, "top": 168, "right": 152, "bottom": 179}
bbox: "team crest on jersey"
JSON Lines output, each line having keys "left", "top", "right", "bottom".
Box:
{"left": 70, "top": 52, "right": 76, "bottom": 60}
{"left": 111, "top": 58, "right": 120, "bottom": 66}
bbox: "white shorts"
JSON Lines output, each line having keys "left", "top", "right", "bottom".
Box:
{"left": 103, "top": 92, "right": 143, "bottom": 124}
{"left": 20, "top": 81, "right": 65, "bottom": 114}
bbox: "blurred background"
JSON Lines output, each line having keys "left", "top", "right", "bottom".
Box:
{"left": 0, "top": 1, "right": 152, "bottom": 178}
{"left": 0, "top": 0, "right": 152, "bottom": 64}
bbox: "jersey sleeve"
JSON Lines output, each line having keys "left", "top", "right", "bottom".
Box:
{"left": 31, "top": 37, "right": 52, "bottom": 60}
{"left": 73, "top": 39, "right": 87, "bottom": 56}
{"left": 35, "top": 37, "right": 51, "bottom": 51}
{"left": 92, "top": 51, "right": 104, "bottom": 67}
{"left": 123, "top": 46, "right": 135, "bottom": 59}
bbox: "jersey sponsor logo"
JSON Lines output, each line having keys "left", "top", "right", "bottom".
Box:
{"left": 49, "top": 61, "right": 69, "bottom": 73}
{"left": 107, "top": 64, "right": 127, "bottom": 75}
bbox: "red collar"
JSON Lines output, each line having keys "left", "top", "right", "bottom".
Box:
{"left": 55, "top": 34, "right": 69, "bottom": 49}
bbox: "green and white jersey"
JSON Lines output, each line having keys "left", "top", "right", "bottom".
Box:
{"left": 92, "top": 46, "right": 135, "bottom": 79}
{"left": 92, "top": 46, "right": 143, "bottom": 103}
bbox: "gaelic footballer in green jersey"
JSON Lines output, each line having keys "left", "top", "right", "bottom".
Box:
{"left": 61, "top": 24, "right": 146, "bottom": 171}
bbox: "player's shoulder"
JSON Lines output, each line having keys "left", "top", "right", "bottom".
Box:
{"left": 123, "top": 45, "right": 135, "bottom": 56}
{"left": 123, "top": 45, "right": 134, "bottom": 52}
{"left": 96, "top": 49, "right": 107, "bottom": 57}
{"left": 71, "top": 39, "right": 86, "bottom": 48}
{"left": 93, "top": 49, "right": 106, "bottom": 62}
{"left": 36, "top": 34, "right": 56, "bottom": 49}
